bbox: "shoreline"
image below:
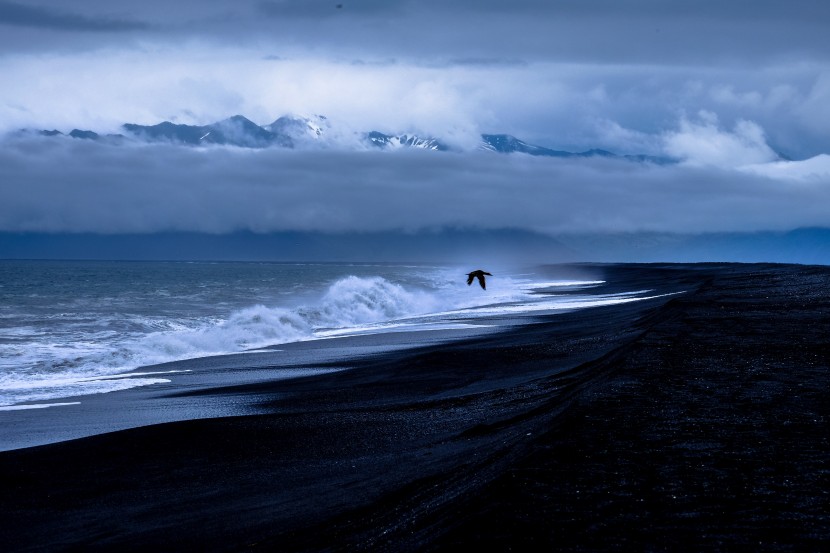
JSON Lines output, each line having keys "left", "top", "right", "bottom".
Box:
{"left": 2, "top": 263, "right": 829, "bottom": 551}
{"left": 0, "top": 324, "right": 501, "bottom": 451}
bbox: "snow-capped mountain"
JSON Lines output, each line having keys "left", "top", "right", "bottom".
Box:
{"left": 267, "top": 114, "right": 328, "bottom": 145}
{"left": 480, "top": 134, "right": 579, "bottom": 156}
{"left": 365, "top": 131, "right": 448, "bottom": 151}
{"left": 479, "top": 134, "right": 666, "bottom": 162}
{"left": 120, "top": 114, "right": 332, "bottom": 149}
{"left": 16, "top": 114, "right": 673, "bottom": 163}
{"left": 122, "top": 115, "right": 286, "bottom": 148}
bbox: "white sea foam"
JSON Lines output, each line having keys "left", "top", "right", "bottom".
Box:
{"left": 301, "top": 275, "right": 438, "bottom": 327}
{"left": 433, "top": 290, "right": 682, "bottom": 317}
{"left": 316, "top": 321, "right": 490, "bottom": 338}
{"left": 521, "top": 280, "right": 606, "bottom": 289}
{"left": 1, "top": 376, "right": 172, "bottom": 407}
{"left": 0, "top": 402, "right": 81, "bottom": 411}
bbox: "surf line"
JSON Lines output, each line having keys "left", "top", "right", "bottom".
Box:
{"left": 0, "top": 402, "right": 82, "bottom": 411}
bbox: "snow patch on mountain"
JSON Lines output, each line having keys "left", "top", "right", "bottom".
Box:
{"left": 267, "top": 114, "right": 328, "bottom": 146}
{"left": 366, "top": 131, "right": 448, "bottom": 151}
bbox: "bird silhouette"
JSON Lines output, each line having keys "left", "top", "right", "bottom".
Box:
{"left": 466, "top": 270, "right": 492, "bottom": 290}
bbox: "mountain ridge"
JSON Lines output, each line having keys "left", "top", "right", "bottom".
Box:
{"left": 14, "top": 114, "right": 674, "bottom": 163}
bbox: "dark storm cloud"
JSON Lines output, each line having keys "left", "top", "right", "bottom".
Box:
{"left": 0, "top": 1, "right": 148, "bottom": 32}
{"left": 1, "top": 138, "right": 828, "bottom": 236}
{"left": 1, "top": 0, "right": 829, "bottom": 252}
{"left": 244, "top": 0, "right": 830, "bottom": 65}
{"left": 257, "top": 0, "right": 402, "bottom": 19}
{"left": 2, "top": 1, "right": 828, "bottom": 65}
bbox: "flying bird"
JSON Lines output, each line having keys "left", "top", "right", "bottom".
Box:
{"left": 466, "top": 270, "right": 492, "bottom": 290}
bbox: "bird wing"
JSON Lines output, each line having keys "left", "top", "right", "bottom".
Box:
{"left": 478, "top": 275, "right": 486, "bottom": 289}
{"left": 466, "top": 273, "right": 474, "bottom": 285}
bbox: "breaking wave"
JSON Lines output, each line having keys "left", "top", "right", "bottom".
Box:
{"left": 0, "top": 276, "right": 444, "bottom": 407}
{"left": 0, "top": 269, "right": 626, "bottom": 408}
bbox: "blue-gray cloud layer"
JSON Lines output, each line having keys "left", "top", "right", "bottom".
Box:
{"left": 2, "top": 138, "right": 828, "bottom": 236}
{"left": 0, "top": 1, "right": 147, "bottom": 31}
{"left": 1, "top": 1, "right": 828, "bottom": 65}
{"left": 2, "top": 0, "right": 829, "bottom": 252}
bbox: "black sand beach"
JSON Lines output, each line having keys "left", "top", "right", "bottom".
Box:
{"left": 2, "top": 263, "right": 830, "bottom": 551}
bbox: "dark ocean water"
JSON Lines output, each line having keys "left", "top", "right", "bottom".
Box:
{"left": 0, "top": 260, "right": 661, "bottom": 410}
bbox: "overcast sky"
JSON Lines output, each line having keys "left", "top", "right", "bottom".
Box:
{"left": 1, "top": 0, "right": 829, "bottom": 242}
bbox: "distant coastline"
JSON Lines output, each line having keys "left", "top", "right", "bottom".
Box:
{"left": 2, "top": 228, "right": 830, "bottom": 265}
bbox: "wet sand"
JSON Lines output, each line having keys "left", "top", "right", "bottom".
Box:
{"left": 2, "top": 263, "right": 829, "bottom": 551}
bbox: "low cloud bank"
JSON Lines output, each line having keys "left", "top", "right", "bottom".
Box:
{"left": 663, "top": 111, "right": 779, "bottom": 167}
{"left": 2, "top": 137, "right": 829, "bottom": 237}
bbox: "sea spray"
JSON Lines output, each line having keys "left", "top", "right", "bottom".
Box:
{"left": 139, "top": 304, "right": 311, "bottom": 358}
{"left": 301, "top": 276, "right": 438, "bottom": 327}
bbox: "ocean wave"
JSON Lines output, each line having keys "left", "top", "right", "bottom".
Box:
{"left": 300, "top": 275, "right": 438, "bottom": 327}
{"left": 0, "top": 271, "right": 619, "bottom": 407}
{"left": 0, "top": 275, "right": 448, "bottom": 406}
